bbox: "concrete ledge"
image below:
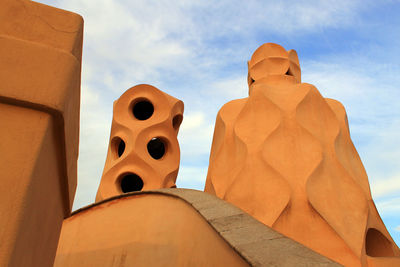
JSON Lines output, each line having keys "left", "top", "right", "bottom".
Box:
{"left": 72, "top": 188, "right": 342, "bottom": 266}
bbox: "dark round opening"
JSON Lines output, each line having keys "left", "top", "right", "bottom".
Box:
{"left": 365, "top": 228, "right": 394, "bottom": 257}
{"left": 117, "top": 139, "right": 125, "bottom": 157}
{"left": 172, "top": 114, "right": 183, "bottom": 130}
{"left": 133, "top": 100, "right": 154, "bottom": 120}
{"left": 112, "top": 137, "right": 125, "bottom": 158}
{"left": 120, "top": 174, "right": 143, "bottom": 193}
{"left": 147, "top": 137, "right": 166, "bottom": 159}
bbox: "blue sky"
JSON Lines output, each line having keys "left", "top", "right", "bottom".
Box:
{"left": 37, "top": 0, "right": 400, "bottom": 245}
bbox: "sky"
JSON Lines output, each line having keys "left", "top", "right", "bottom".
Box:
{"left": 37, "top": 0, "right": 400, "bottom": 245}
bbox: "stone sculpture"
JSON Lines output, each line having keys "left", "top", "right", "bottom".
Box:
{"left": 96, "top": 84, "right": 184, "bottom": 201}
{"left": 1, "top": 0, "right": 399, "bottom": 265}
{"left": 204, "top": 43, "right": 400, "bottom": 266}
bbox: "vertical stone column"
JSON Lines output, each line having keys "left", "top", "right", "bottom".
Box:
{"left": 96, "top": 84, "right": 184, "bottom": 202}
{"left": 0, "top": 1, "right": 83, "bottom": 266}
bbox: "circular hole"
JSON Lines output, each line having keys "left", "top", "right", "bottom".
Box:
{"left": 133, "top": 100, "right": 154, "bottom": 120}
{"left": 172, "top": 114, "right": 183, "bottom": 130}
{"left": 147, "top": 137, "right": 166, "bottom": 159}
{"left": 120, "top": 174, "right": 143, "bottom": 193}
{"left": 112, "top": 137, "right": 125, "bottom": 158}
{"left": 117, "top": 139, "right": 125, "bottom": 157}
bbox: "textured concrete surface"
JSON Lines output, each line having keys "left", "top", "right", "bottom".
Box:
{"left": 96, "top": 84, "right": 184, "bottom": 202}
{"left": 55, "top": 191, "right": 249, "bottom": 266}
{"left": 0, "top": 1, "right": 83, "bottom": 266}
{"left": 205, "top": 43, "right": 400, "bottom": 266}
{"left": 68, "top": 188, "right": 342, "bottom": 266}
{"left": 155, "top": 189, "right": 342, "bottom": 266}
{"left": 0, "top": 0, "right": 83, "bottom": 213}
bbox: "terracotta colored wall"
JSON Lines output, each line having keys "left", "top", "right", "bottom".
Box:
{"left": 56, "top": 189, "right": 341, "bottom": 266}
{"left": 205, "top": 43, "right": 400, "bottom": 267}
{"left": 0, "top": 1, "right": 83, "bottom": 266}
{"left": 0, "top": 104, "right": 65, "bottom": 266}
{"left": 96, "top": 84, "right": 184, "bottom": 201}
{"left": 55, "top": 192, "right": 248, "bottom": 267}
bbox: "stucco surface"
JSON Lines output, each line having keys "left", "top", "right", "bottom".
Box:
{"left": 205, "top": 43, "right": 400, "bottom": 266}
{"left": 0, "top": 105, "right": 64, "bottom": 267}
{"left": 0, "top": 0, "right": 83, "bottom": 212}
{"left": 96, "top": 84, "right": 184, "bottom": 201}
{"left": 56, "top": 189, "right": 341, "bottom": 266}
{"left": 0, "top": 1, "right": 83, "bottom": 266}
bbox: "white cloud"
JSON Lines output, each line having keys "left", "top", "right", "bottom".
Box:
{"left": 302, "top": 59, "right": 400, "bottom": 119}
{"left": 207, "top": 77, "right": 248, "bottom": 100}
{"left": 38, "top": 0, "right": 372, "bottom": 87}
{"left": 180, "top": 112, "right": 205, "bottom": 131}
{"left": 176, "top": 166, "right": 208, "bottom": 190}
{"left": 396, "top": 225, "right": 400, "bottom": 232}
{"left": 80, "top": 85, "right": 99, "bottom": 106}
{"left": 74, "top": 101, "right": 111, "bottom": 209}
{"left": 375, "top": 197, "right": 400, "bottom": 215}
{"left": 370, "top": 174, "right": 400, "bottom": 199}
{"left": 179, "top": 112, "right": 215, "bottom": 159}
